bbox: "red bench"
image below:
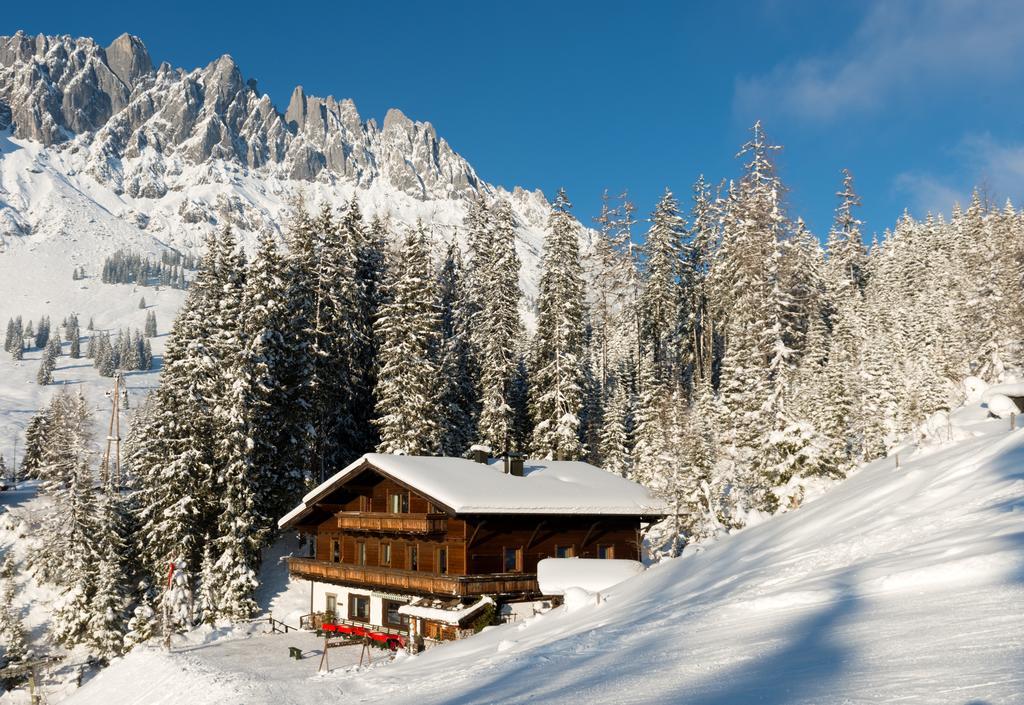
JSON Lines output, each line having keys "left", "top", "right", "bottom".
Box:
{"left": 322, "top": 623, "right": 405, "bottom": 651}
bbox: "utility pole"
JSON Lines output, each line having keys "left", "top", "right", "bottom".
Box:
{"left": 100, "top": 372, "right": 123, "bottom": 490}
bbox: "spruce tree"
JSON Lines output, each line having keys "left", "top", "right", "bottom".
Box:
{"left": 373, "top": 222, "right": 443, "bottom": 455}
{"left": 474, "top": 199, "right": 524, "bottom": 453}
{"left": 529, "top": 189, "right": 586, "bottom": 460}
{"left": 598, "top": 366, "right": 633, "bottom": 478}
{"left": 639, "top": 190, "right": 686, "bottom": 384}
{"left": 437, "top": 240, "right": 479, "bottom": 455}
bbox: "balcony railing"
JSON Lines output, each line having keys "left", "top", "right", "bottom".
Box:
{"left": 288, "top": 557, "right": 540, "bottom": 598}
{"left": 336, "top": 512, "right": 448, "bottom": 534}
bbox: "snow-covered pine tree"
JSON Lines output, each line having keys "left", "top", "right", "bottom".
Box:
{"left": 437, "top": 239, "right": 479, "bottom": 455}
{"left": 639, "top": 190, "right": 687, "bottom": 385}
{"left": 826, "top": 169, "right": 868, "bottom": 294}
{"left": 69, "top": 318, "right": 81, "bottom": 358}
{"left": 132, "top": 234, "right": 221, "bottom": 600}
{"left": 124, "top": 589, "right": 156, "bottom": 648}
{"left": 350, "top": 212, "right": 389, "bottom": 455}
{"left": 0, "top": 560, "right": 28, "bottom": 687}
{"left": 598, "top": 363, "right": 633, "bottom": 478}
{"left": 680, "top": 375, "right": 725, "bottom": 541}
{"left": 810, "top": 170, "right": 869, "bottom": 473}
{"left": 132, "top": 330, "right": 146, "bottom": 370}
{"left": 712, "top": 122, "right": 794, "bottom": 517}
{"left": 474, "top": 199, "right": 524, "bottom": 454}
{"left": 144, "top": 310, "right": 158, "bottom": 338}
{"left": 587, "top": 190, "right": 639, "bottom": 396}
{"left": 36, "top": 347, "right": 54, "bottom": 384}
{"left": 238, "top": 229, "right": 304, "bottom": 524}
{"left": 630, "top": 352, "right": 669, "bottom": 488}
{"left": 34, "top": 316, "right": 50, "bottom": 349}
{"left": 88, "top": 488, "right": 128, "bottom": 660}
{"left": 9, "top": 316, "right": 23, "bottom": 360}
{"left": 331, "top": 200, "right": 383, "bottom": 462}
{"left": 303, "top": 203, "right": 358, "bottom": 476}
{"left": 529, "top": 189, "right": 587, "bottom": 460}
{"left": 3, "top": 318, "right": 14, "bottom": 352}
{"left": 209, "top": 333, "right": 266, "bottom": 622}
{"left": 197, "top": 540, "right": 218, "bottom": 624}
{"left": 279, "top": 204, "right": 321, "bottom": 483}
{"left": 160, "top": 558, "right": 195, "bottom": 635}
{"left": 373, "top": 222, "right": 443, "bottom": 455}
{"left": 50, "top": 455, "right": 99, "bottom": 649}
{"left": 687, "top": 176, "right": 722, "bottom": 388}
{"left": 20, "top": 411, "right": 47, "bottom": 479}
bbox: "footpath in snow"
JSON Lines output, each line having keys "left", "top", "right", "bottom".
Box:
{"left": 67, "top": 402, "right": 1024, "bottom": 705}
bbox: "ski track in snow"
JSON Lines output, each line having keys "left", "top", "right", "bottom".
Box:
{"left": 61, "top": 403, "right": 1024, "bottom": 705}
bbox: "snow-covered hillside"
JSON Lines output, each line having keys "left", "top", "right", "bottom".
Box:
{"left": 64, "top": 401, "right": 1024, "bottom": 704}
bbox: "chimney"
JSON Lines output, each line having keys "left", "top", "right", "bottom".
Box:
{"left": 508, "top": 453, "right": 525, "bottom": 477}
{"left": 469, "top": 444, "right": 491, "bottom": 464}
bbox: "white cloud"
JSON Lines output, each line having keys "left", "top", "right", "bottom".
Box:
{"left": 891, "top": 172, "right": 965, "bottom": 218}
{"left": 893, "top": 133, "right": 1024, "bottom": 217}
{"left": 735, "top": 0, "right": 1024, "bottom": 123}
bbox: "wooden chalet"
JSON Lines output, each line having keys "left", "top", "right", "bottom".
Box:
{"left": 279, "top": 452, "right": 666, "bottom": 646}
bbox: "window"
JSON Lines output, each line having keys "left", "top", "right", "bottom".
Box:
{"left": 356, "top": 542, "right": 367, "bottom": 566}
{"left": 503, "top": 546, "right": 522, "bottom": 572}
{"left": 325, "top": 594, "right": 337, "bottom": 621}
{"left": 331, "top": 539, "right": 341, "bottom": 563}
{"left": 597, "top": 544, "right": 615, "bottom": 560}
{"left": 408, "top": 545, "right": 419, "bottom": 571}
{"left": 437, "top": 547, "right": 448, "bottom": 575}
{"left": 383, "top": 599, "right": 409, "bottom": 630}
{"left": 555, "top": 545, "right": 575, "bottom": 558}
{"left": 381, "top": 543, "right": 392, "bottom": 566}
{"left": 348, "top": 594, "right": 370, "bottom": 622}
{"left": 389, "top": 491, "right": 410, "bottom": 514}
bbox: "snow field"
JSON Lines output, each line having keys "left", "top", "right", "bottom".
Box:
{"left": 65, "top": 401, "right": 1024, "bottom": 705}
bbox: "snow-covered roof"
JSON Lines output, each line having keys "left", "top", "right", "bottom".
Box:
{"left": 398, "top": 596, "right": 494, "bottom": 625}
{"left": 537, "top": 558, "right": 646, "bottom": 595}
{"left": 279, "top": 453, "right": 668, "bottom": 527}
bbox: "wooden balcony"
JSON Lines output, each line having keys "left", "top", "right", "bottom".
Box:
{"left": 288, "top": 557, "right": 540, "bottom": 598}
{"left": 336, "top": 512, "right": 448, "bottom": 534}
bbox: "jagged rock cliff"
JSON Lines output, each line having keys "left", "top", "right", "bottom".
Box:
{"left": 0, "top": 31, "right": 571, "bottom": 317}
{"left": 0, "top": 31, "right": 484, "bottom": 200}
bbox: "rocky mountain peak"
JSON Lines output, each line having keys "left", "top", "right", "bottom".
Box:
{"left": 104, "top": 33, "right": 151, "bottom": 88}
{"left": 0, "top": 31, "right": 488, "bottom": 202}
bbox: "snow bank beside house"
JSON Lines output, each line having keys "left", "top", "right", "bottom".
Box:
{"left": 986, "top": 393, "right": 1020, "bottom": 418}
{"left": 981, "top": 381, "right": 1024, "bottom": 403}
{"left": 536, "top": 558, "right": 645, "bottom": 595}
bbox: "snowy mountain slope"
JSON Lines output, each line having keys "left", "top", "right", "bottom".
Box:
{"left": 0, "top": 138, "right": 186, "bottom": 464}
{"left": 66, "top": 402, "right": 1024, "bottom": 705}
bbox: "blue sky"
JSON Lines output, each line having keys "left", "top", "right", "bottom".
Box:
{"left": 9, "top": 0, "right": 1024, "bottom": 240}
